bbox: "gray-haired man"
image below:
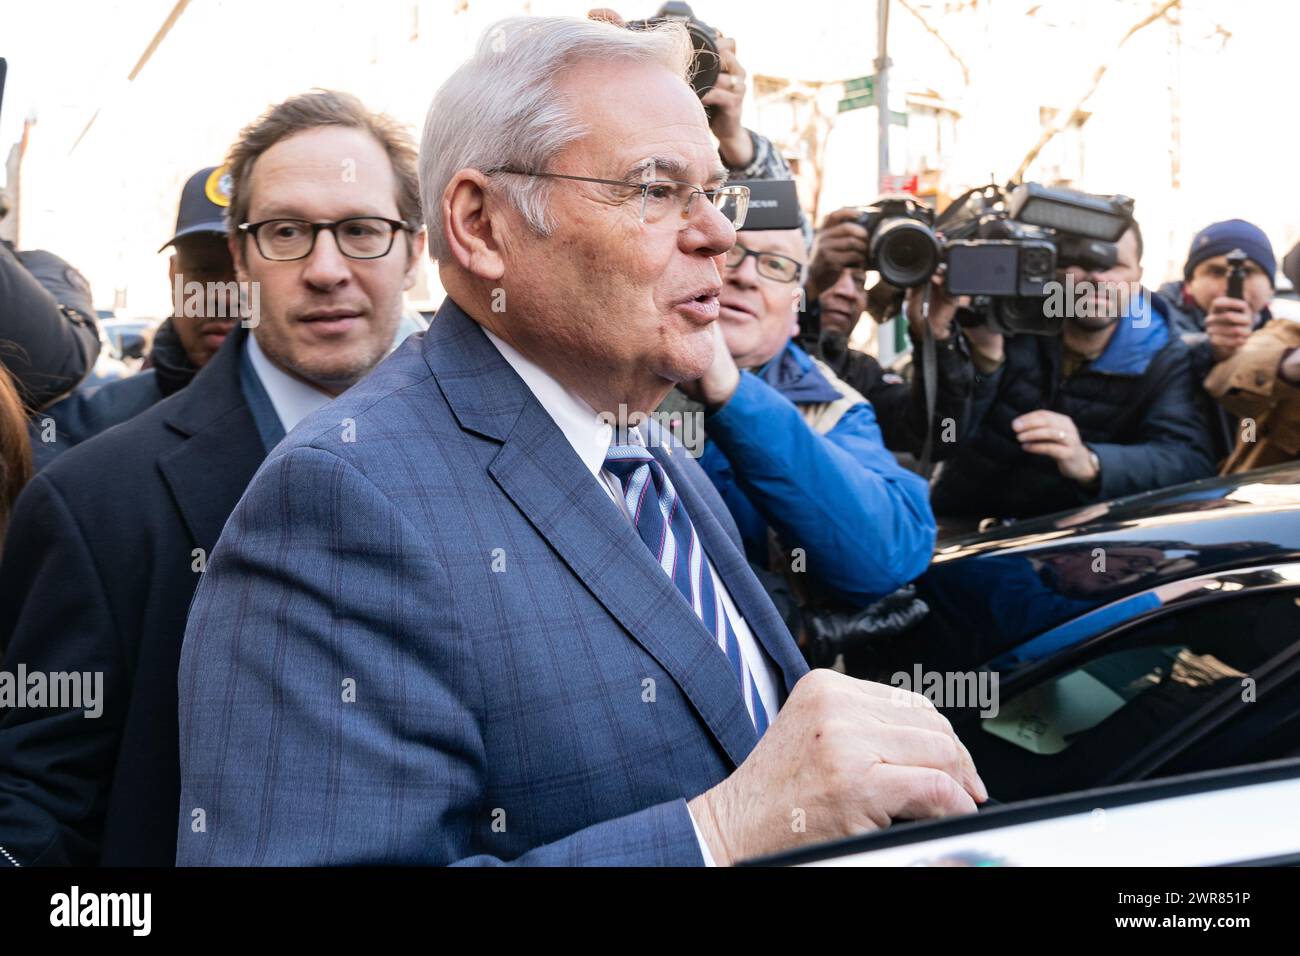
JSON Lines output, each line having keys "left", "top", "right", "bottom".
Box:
{"left": 177, "top": 16, "right": 985, "bottom": 868}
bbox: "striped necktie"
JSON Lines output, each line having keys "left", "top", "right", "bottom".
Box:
{"left": 604, "top": 439, "right": 769, "bottom": 734}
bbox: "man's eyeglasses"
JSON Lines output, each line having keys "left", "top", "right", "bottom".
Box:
{"left": 239, "top": 217, "right": 417, "bottom": 262}
{"left": 495, "top": 169, "right": 749, "bottom": 229}
{"left": 725, "top": 243, "right": 803, "bottom": 284}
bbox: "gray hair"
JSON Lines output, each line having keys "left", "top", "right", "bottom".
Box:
{"left": 419, "top": 16, "right": 694, "bottom": 261}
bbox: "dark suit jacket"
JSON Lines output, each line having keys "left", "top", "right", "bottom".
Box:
{"left": 176, "top": 299, "right": 810, "bottom": 866}
{"left": 0, "top": 325, "right": 266, "bottom": 865}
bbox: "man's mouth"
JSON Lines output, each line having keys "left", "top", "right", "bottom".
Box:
{"left": 199, "top": 322, "right": 234, "bottom": 345}
{"left": 674, "top": 287, "right": 721, "bottom": 323}
{"left": 298, "top": 309, "right": 364, "bottom": 335}
{"left": 718, "top": 297, "right": 759, "bottom": 322}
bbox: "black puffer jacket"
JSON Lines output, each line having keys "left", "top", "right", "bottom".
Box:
{"left": 931, "top": 292, "right": 1216, "bottom": 521}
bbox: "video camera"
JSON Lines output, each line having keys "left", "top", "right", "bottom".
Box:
{"left": 857, "top": 182, "right": 1135, "bottom": 335}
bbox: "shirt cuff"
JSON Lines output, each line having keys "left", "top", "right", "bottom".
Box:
{"left": 687, "top": 804, "right": 717, "bottom": 867}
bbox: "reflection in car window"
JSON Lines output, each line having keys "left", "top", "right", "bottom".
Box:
{"left": 966, "top": 590, "right": 1300, "bottom": 801}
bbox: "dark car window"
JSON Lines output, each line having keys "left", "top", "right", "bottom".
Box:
{"left": 964, "top": 589, "right": 1300, "bottom": 801}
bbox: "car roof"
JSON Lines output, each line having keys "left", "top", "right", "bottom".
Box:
{"left": 909, "top": 465, "right": 1300, "bottom": 657}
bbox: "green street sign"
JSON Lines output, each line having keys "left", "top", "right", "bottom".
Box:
{"left": 843, "top": 75, "right": 875, "bottom": 95}
{"left": 837, "top": 91, "right": 876, "bottom": 112}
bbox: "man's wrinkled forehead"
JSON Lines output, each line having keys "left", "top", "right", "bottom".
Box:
{"left": 559, "top": 60, "right": 720, "bottom": 183}
{"left": 246, "top": 127, "right": 398, "bottom": 220}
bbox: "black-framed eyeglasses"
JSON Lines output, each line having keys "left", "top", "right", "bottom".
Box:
{"left": 494, "top": 169, "right": 749, "bottom": 229}
{"left": 238, "top": 217, "right": 417, "bottom": 261}
{"left": 725, "top": 243, "right": 804, "bottom": 284}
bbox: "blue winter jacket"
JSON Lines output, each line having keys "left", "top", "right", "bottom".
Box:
{"left": 697, "top": 340, "right": 936, "bottom": 607}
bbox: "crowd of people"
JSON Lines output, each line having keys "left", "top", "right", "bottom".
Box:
{"left": 0, "top": 11, "right": 1295, "bottom": 867}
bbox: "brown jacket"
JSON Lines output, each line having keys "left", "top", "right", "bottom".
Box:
{"left": 1204, "top": 318, "right": 1300, "bottom": 473}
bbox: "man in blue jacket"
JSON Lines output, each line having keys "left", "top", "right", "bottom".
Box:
{"left": 668, "top": 180, "right": 936, "bottom": 609}
{"left": 920, "top": 225, "right": 1216, "bottom": 524}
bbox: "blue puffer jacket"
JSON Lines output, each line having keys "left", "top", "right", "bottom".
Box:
{"left": 697, "top": 340, "right": 936, "bottom": 608}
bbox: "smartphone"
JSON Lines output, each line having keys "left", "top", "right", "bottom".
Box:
{"left": 1226, "top": 249, "right": 1247, "bottom": 301}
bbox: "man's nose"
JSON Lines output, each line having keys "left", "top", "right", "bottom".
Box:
{"left": 679, "top": 199, "right": 737, "bottom": 259}
{"left": 725, "top": 252, "right": 761, "bottom": 290}
{"left": 830, "top": 268, "right": 858, "bottom": 297}
{"left": 301, "top": 229, "right": 352, "bottom": 291}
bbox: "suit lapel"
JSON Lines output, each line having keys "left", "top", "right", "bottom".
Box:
{"left": 652, "top": 440, "right": 811, "bottom": 696}
{"left": 427, "top": 301, "right": 760, "bottom": 768}
{"left": 488, "top": 404, "right": 761, "bottom": 769}
{"left": 156, "top": 327, "right": 268, "bottom": 555}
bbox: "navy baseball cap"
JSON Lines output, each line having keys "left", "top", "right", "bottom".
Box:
{"left": 158, "top": 166, "right": 232, "bottom": 252}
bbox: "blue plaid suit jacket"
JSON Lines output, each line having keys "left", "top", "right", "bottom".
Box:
{"left": 175, "top": 299, "right": 810, "bottom": 866}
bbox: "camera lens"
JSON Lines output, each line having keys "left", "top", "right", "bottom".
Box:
{"left": 871, "top": 219, "right": 942, "bottom": 288}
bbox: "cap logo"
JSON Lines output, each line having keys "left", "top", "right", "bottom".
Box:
{"left": 205, "top": 166, "right": 233, "bottom": 208}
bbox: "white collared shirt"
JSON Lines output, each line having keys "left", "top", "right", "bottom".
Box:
{"left": 246, "top": 333, "right": 335, "bottom": 434}
{"left": 481, "top": 326, "right": 781, "bottom": 866}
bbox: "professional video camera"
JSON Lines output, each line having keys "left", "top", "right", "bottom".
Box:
{"left": 626, "top": 2, "right": 722, "bottom": 100}
{"left": 857, "top": 183, "right": 1135, "bottom": 335}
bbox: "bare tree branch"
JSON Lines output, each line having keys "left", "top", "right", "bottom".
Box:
{"left": 1013, "top": 0, "right": 1182, "bottom": 182}
{"left": 898, "top": 0, "right": 971, "bottom": 86}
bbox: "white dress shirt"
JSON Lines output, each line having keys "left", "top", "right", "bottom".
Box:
{"left": 246, "top": 333, "right": 335, "bottom": 434}
{"left": 480, "top": 327, "right": 782, "bottom": 866}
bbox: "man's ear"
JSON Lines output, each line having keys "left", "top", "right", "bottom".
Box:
{"left": 403, "top": 227, "right": 427, "bottom": 292}
{"left": 442, "top": 170, "right": 507, "bottom": 282}
{"left": 228, "top": 233, "right": 249, "bottom": 283}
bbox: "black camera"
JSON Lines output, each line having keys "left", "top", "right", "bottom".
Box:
{"left": 857, "top": 183, "right": 1135, "bottom": 335}
{"left": 626, "top": 2, "right": 721, "bottom": 100}
{"left": 856, "top": 196, "right": 943, "bottom": 290}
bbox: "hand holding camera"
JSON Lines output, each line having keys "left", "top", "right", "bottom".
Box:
{"left": 1207, "top": 251, "right": 1254, "bottom": 363}
{"left": 902, "top": 268, "right": 1006, "bottom": 371}
{"left": 1206, "top": 298, "right": 1254, "bottom": 363}
{"left": 701, "top": 34, "right": 751, "bottom": 167}
{"left": 806, "top": 208, "right": 870, "bottom": 303}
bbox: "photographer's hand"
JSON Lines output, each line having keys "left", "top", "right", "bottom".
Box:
{"left": 1206, "top": 295, "right": 1254, "bottom": 363}
{"left": 964, "top": 321, "right": 1005, "bottom": 373}
{"left": 703, "top": 35, "right": 752, "bottom": 168}
{"left": 806, "top": 207, "right": 869, "bottom": 303}
{"left": 1012, "top": 410, "right": 1099, "bottom": 485}
{"left": 904, "top": 269, "right": 968, "bottom": 342}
